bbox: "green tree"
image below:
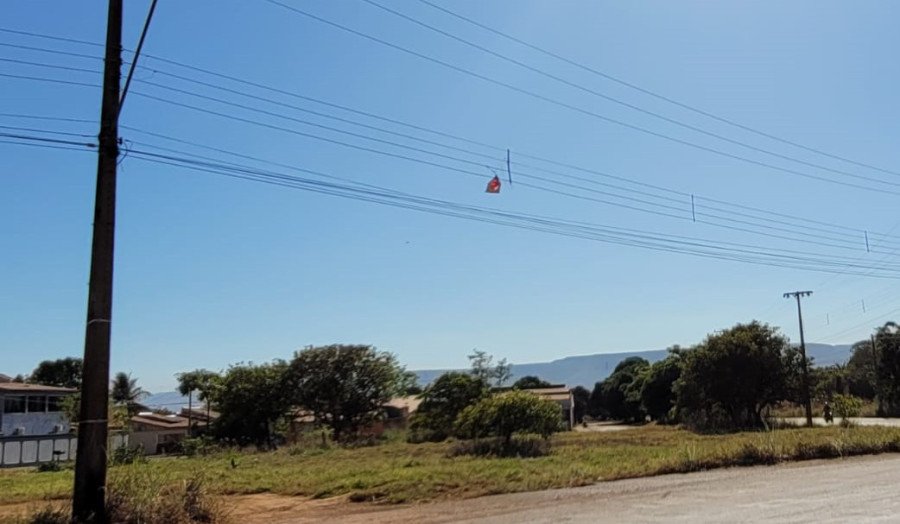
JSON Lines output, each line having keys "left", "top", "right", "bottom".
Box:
{"left": 455, "top": 390, "right": 561, "bottom": 445}
{"left": 176, "top": 369, "right": 219, "bottom": 435}
{"left": 408, "top": 372, "right": 489, "bottom": 442}
{"left": 846, "top": 340, "right": 877, "bottom": 399}
{"left": 571, "top": 385, "right": 590, "bottom": 423}
{"left": 209, "top": 361, "right": 290, "bottom": 447}
{"left": 512, "top": 375, "right": 552, "bottom": 389}
{"left": 285, "top": 344, "right": 408, "bottom": 442}
{"left": 589, "top": 357, "right": 649, "bottom": 422}
{"left": 29, "top": 357, "right": 83, "bottom": 388}
{"left": 640, "top": 351, "right": 683, "bottom": 423}
{"left": 468, "top": 349, "right": 512, "bottom": 387}
{"left": 675, "top": 321, "right": 793, "bottom": 431}
{"left": 110, "top": 372, "right": 145, "bottom": 415}
{"left": 874, "top": 322, "right": 900, "bottom": 415}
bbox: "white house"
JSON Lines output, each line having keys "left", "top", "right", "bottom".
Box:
{"left": 0, "top": 382, "right": 76, "bottom": 437}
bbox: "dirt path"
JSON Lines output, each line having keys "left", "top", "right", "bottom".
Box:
{"left": 227, "top": 454, "right": 900, "bottom": 523}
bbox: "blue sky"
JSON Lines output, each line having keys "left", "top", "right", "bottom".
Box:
{"left": 2, "top": 1, "right": 899, "bottom": 392}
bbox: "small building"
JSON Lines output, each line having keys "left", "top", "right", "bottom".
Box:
{"left": 384, "top": 395, "right": 423, "bottom": 429}
{"left": 130, "top": 412, "right": 189, "bottom": 454}
{"left": 0, "top": 382, "right": 76, "bottom": 437}
{"left": 0, "top": 382, "right": 78, "bottom": 468}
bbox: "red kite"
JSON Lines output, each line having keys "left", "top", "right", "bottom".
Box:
{"left": 486, "top": 175, "right": 501, "bottom": 193}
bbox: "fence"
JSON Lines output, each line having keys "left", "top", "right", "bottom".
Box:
{"left": 0, "top": 433, "right": 128, "bottom": 468}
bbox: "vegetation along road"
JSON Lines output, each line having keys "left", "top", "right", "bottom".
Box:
{"left": 279, "top": 454, "right": 900, "bottom": 523}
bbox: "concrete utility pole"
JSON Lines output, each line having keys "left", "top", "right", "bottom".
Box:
{"left": 73, "top": 1, "right": 122, "bottom": 521}
{"left": 784, "top": 291, "right": 814, "bottom": 427}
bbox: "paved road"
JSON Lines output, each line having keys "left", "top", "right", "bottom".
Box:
{"left": 303, "top": 454, "right": 900, "bottom": 523}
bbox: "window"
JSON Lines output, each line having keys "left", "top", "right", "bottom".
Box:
{"left": 3, "top": 395, "right": 25, "bottom": 413}
{"left": 47, "top": 396, "right": 63, "bottom": 413}
{"left": 28, "top": 396, "right": 47, "bottom": 413}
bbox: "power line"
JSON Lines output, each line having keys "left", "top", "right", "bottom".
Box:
{"left": 261, "top": 0, "right": 900, "bottom": 195}
{"left": 413, "top": 0, "right": 900, "bottom": 180}
{"left": 4, "top": 36, "right": 900, "bottom": 247}
{"left": 361, "top": 0, "right": 900, "bottom": 190}
{"left": 3, "top": 126, "right": 897, "bottom": 277}
{"left": 120, "top": 146, "right": 900, "bottom": 278}
{"left": 6, "top": 65, "right": 900, "bottom": 254}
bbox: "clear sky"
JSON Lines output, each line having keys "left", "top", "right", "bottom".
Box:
{"left": 3, "top": 1, "right": 899, "bottom": 392}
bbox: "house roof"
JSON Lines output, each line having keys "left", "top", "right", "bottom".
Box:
{"left": 131, "top": 412, "right": 190, "bottom": 430}
{"left": 492, "top": 385, "right": 573, "bottom": 402}
{"left": 386, "top": 395, "right": 423, "bottom": 413}
{"left": 0, "top": 382, "right": 77, "bottom": 394}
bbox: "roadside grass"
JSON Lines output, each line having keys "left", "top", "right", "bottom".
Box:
{"left": 3, "top": 425, "right": 900, "bottom": 509}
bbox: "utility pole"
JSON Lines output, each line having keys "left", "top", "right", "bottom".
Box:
{"left": 784, "top": 291, "right": 814, "bottom": 427}
{"left": 73, "top": 1, "right": 122, "bottom": 521}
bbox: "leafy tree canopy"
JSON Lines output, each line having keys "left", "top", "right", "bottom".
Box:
{"left": 512, "top": 375, "right": 553, "bottom": 389}
{"left": 675, "top": 321, "right": 795, "bottom": 431}
{"left": 468, "top": 349, "right": 512, "bottom": 387}
{"left": 29, "top": 357, "right": 83, "bottom": 389}
{"left": 285, "top": 344, "right": 408, "bottom": 442}
{"left": 409, "top": 371, "right": 489, "bottom": 442}
{"left": 455, "top": 390, "right": 561, "bottom": 444}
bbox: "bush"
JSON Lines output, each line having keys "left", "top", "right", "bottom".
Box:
{"left": 109, "top": 445, "right": 145, "bottom": 465}
{"left": 455, "top": 390, "right": 562, "bottom": 446}
{"left": 832, "top": 394, "right": 864, "bottom": 420}
{"left": 449, "top": 436, "right": 551, "bottom": 458}
{"left": 407, "top": 372, "right": 488, "bottom": 443}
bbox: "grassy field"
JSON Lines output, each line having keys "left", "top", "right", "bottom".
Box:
{"left": 3, "top": 425, "right": 900, "bottom": 508}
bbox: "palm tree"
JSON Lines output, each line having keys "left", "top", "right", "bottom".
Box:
{"left": 177, "top": 370, "right": 221, "bottom": 435}
{"left": 110, "top": 372, "right": 145, "bottom": 415}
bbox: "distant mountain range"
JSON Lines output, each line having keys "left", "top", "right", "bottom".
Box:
{"left": 414, "top": 343, "right": 854, "bottom": 388}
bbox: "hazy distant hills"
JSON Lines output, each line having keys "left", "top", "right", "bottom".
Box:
{"left": 414, "top": 343, "right": 854, "bottom": 388}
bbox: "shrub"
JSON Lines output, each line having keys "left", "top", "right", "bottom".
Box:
{"left": 454, "top": 390, "right": 562, "bottom": 447}
{"left": 109, "top": 445, "right": 145, "bottom": 465}
{"left": 449, "top": 436, "right": 550, "bottom": 458}
{"left": 408, "top": 372, "right": 488, "bottom": 443}
{"left": 832, "top": 394, "right": 864, "bottom": 420}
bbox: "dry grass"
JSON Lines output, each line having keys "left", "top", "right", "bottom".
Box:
{"left": 2, "top": 425, "right": 899, "bottom": 511}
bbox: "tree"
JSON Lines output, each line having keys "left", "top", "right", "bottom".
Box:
{"left": 640, "top": 351, "right": 683, "bottom": 423}
{"left": 285, "top": 344, "right": 408, "bottom": 442}
{"left": 209, "top": 361, "right": 290, "bottom": 447}
{"left": 455, "top": 390, "right": 562, "bottom": 445}
{"left": 110, "top": 372, "right": 145, "bottom": 415}
{"left": 468, "top": 349, "right": 512, "bottom": 387}
{"left": 675, "top": 322, "right": 793, "bottom": 431}
{"left": 29, "top": 357, "right": 83, "bottom": 388}
{"left": 408, "top": 372, "right": 489, "bottom": 442}
{"left": 512, "top": 376, "right": 552, "bottom": 389}
{"left": 176, "top": 370, "right": 217, "bottom": 436}
{"left": 874, "top": 322, "right": 900, "bottom": 416}
{"left": 589, "top": 357, "right": 649, "bottom": 422}
{"left": 572, "top": 385, "right": 590, "bottom": 424}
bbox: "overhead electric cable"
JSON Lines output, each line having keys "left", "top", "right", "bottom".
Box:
{"left": 261, "top": 0, "right": 900, "bottom": 195}
{"left": 412, "top": 0, "right": 900, "bottom": 179}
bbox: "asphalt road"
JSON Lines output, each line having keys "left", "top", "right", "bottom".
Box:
{"left": 314, "top": 454, "right": 900, "bottom": 523}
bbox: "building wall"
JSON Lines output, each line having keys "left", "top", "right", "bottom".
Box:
{"left": 0, "top": 433, "right": 128, "bottom": 468}
{"left": 131, "top": 429, "right": 186, "bottom": 455}
{"left": 0, "top": 412, "right": 69, "bottom": 437}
